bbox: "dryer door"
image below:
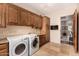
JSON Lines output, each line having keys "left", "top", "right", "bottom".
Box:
{"left": 11, "top": 41, "right": 28, "bottom": 56}
{"left": 32, "top": 37, "right": 39, "bottom": 48}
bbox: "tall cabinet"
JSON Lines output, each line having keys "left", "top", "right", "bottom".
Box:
{"left": 45, "top": 16, "right": 50, "bottom": 42}
{"left": 40, "top": 16, "right": 50, "bottom": 46}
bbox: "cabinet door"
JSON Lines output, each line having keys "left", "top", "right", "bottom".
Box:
{"left": 6, "top": 4, "right": 20, "bottom": 25}
{"left": 40, "top": 16, "right": 50, "bottom": 43}
{"left": 0, "top": 43, "right": 9, "bottom": 56}
{"left": 0, "top": 4, "right": 6, "bottom": 28}
{"left": 34, "top": 15, "right": 39, "bottom": 28}
{"left": 27, "top": 12, "right": 33, "bottom": 26}
{"left": 33, "top": 14, "right": 37, "bottom": 28}
{"left": 37, "top": 16, "right": 42, "bottom": 29}
{"left": 20, "top": 9, "right": 28, "bottom": 26}
{"left": 33, "top": 14, "right": 42, "bottom": 29}
{"left": 39, "top": 35, "right": 46, "bottom": 47}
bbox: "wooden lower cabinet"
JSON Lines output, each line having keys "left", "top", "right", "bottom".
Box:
{"left": 0, "top": 39, "right": 9, "bottom": 56}
{"left": 0, "top": 49, "right": 9, "bottom": 56}
{"left": 6, "top": 4, "right": 20, "bottom": 25}
{"left": 0, "top": 43, "right": 9, "bottom": 56}
{"left": 39, "top": 35, "right": 47, "bottom": 47}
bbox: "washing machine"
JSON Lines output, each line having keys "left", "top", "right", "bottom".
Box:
{"left": 7, "top": 35, "right": 29, "bottom": 56}
{"left": 28, "top": 34, "right": 39, "bottom": 56}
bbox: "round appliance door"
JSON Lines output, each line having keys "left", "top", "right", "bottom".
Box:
{"left": 32, "top": 37, "right": 39, "bottom": 48}
{"left": 11, "top": 41, "right": 28, "bottom": 56}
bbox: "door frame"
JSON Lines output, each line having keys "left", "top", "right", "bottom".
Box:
{"left": 73, "top": 9, "right": 78, "bottom": 52}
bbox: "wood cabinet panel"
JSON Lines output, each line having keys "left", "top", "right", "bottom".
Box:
{"left": 0, "top": 48, "right": 8, "bottom": 53}
{"left": 33, "top": 14, "right": 42, "bottom": 29}
{"left": 0, "top": 3, "right": 43, "bottom": 28}
{"left": 40, "top": 16, "right": 50, "bottom": 46}
{"left": 27, "top": 12, "right": 31, "bottom": 26}
{"left": 0, "top": 43, "right": 8, "bottom": 50}
{"left": 33, "top": 14, "right": 37, "bottom": 28}
{"left": 37, "top": 16, "right": 42, "bottom": 29}
{"left": 0, "top": 53, "right": 8, "bottom": 56}
{"left": 39, "top": 35, "right": 46, "bottom": 47}
{"left": 6, "top": 4, "right": 20, "bottom": 25}
{"left": 27, "top": 12, "right": 33, "bottom": 26}
{"left": 0, "top": 43, "right": 9, "bottom": 56}
{"left": 0, "top": 4, "right": 6, "bottom": 28}
{"left": 0, "top": 38, "right": 9, "bottom": 56}
{"left": 45, "top": 17, "right": 50, "bottom": 42}
{"left": 20, "top": 9, "right": 29, "bottom": 26}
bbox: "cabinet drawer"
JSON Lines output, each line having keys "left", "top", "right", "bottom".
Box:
{"left": 0, "top": 43, "right": 8, "bottom": 50}
{"left": 0, "top": 53, "right": 8, "bottom": 56}
{"left": 0, "top": 48, "right": 8, "bottom": 53}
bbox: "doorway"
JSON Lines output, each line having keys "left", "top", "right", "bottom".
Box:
{"left": 61, "top": 15, "right": 73, "bottom": 45}
{"left": 61, "top": 10, "right": 78, "bottom": 52}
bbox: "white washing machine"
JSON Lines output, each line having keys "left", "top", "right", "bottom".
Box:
{"left": 28, "top": 34, "right": 39, "bottom": 56}
{"left": 7, "top": 35, "right": 29, "bottom": 56}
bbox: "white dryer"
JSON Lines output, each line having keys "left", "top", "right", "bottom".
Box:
{"left": 28, "top": 34, "right": 39, "bottom": 56}
{"left": 7, "top": 35, "right": 29, "bottom": 56}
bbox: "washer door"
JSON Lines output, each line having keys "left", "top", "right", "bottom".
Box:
{"left": 11, "top": 41, "right": 28, "bottom": 56}
{"left": 32, "top": 38, "right": 38, "bottom": 48}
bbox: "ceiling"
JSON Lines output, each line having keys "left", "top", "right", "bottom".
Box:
{"left": 14, "top": 3, "right": 77, "bottom": 17}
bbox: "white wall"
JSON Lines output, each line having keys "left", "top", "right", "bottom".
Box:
{"left": 50, "top": 5, "right": 77, "bottom": 44}
{"left": 50, "top": 16, "right": 60, "bottom": 43}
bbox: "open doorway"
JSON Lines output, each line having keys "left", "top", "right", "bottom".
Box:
{"left": 60, "top": 10, "right": 78, "bottom": 52}
{"left": 61, "top": 15, "right": 73, "bottom": 45}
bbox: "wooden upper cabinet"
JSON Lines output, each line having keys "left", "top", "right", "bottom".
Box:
{"left": 37, "top": 16, "right": 42, "bottom": 29}
{"left": 28, "top": 12, "right": 34, "bottom": 26}
{"left": 0, "top": 3, "right": 43, "bottom": 28}
{"left": 20, "top": 9, "right": 29, "bottom": 26}
{"left": 33, "top": 14, "right": 37, "bottom": 28}
{"left": 0, "top": 4, "right": 6, "bottom": 28}
{"left": 33, "top": 14, "right": 42, "bottom": 29}
{"left": 27, "top": 12, "right": 31, "bottom": 26}
{"left": 6, "top": 4, "right": 20, "bottom": 25}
